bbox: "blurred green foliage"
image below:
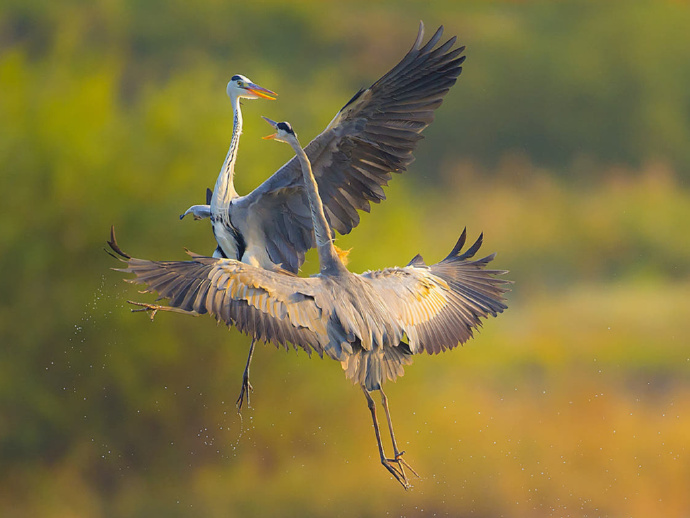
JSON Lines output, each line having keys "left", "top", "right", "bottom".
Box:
{"left": 1, "top": 1, "right": 689, "bottom": 516}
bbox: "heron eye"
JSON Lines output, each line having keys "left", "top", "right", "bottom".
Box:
{"left": 238, "top": 81, "right": 246, "bottom": 88}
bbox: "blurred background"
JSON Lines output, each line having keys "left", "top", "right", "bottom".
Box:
{"left": 1, "top": 0, "right": 689, "bottom": 516}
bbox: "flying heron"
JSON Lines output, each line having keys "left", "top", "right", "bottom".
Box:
{"left": 108, "top": 118, "right": 509, "bottom": 489}
{"left": 179, "top": 22, "right": 466, "bottom": 405}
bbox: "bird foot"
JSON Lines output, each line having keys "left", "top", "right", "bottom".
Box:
{"left": 236, "top": 375, "right": 253, "bottom": 412}
{"left": 389, "top": 450, "right": 420, "bottom": 479}
{"left": 383, "top": 451, "right": 419, "bottom": 489}
{"left": 126, "top": 300, "right": 197, "bottom": 321}
{"left": 127, "top": 300, "right": 162, "bottom": 321}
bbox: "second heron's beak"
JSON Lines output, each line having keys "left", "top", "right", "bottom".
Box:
{"left": 246, "top": 83, "right": 277, "bottom": 100}
{"left": 261, "top": 116, "right": 278, "bottom": 139}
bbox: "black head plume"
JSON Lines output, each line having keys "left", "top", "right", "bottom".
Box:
{"left": 277, "top": 121, "right": 294, "bottom": 135}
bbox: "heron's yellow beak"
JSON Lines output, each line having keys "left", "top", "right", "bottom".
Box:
{"left": 261, "top": 116, "right": 279, "bottom": 139}
{"left": 246, "top": 83, "right": 277, "bottom": 100}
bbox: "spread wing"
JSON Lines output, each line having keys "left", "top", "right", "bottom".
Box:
{"left": 108, "top": 227, "right": 508, "bottom": 376}
{"left": 362, "top": 230, "right": 511, "bottom": 355}
{"left": 108, "top": 233, "right": 333, "bottom": 357}
{"left": 235, "top": 22, "right": 465, "bottom": 271}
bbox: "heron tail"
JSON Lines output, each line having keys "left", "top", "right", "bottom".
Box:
{"left": 342, "top": 343, "right": 413, "bottom": 391}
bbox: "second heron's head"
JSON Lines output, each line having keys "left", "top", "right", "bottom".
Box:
{"left": 261, "top": 117, "right": 297, "bottom": 144}
{"left": 226, "top": 74, "right": 277, "bottom": 101}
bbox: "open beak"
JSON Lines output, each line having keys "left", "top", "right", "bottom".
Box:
{"left": 261, "top": 116, "right": 278, "bottom": 139}
{"left": 246, "top": 83, "right": 277, "bottom": 100}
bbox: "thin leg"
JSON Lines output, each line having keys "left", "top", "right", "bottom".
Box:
{"left": 362, "top": 387, "right": 411, "bottom": 489}
{"left": 380, "top": 388, "right": 419, "bottom": 479}
{"left": 236, "top": 338, "right": 256, "bottom": 412}
{"left": 127, "top": 300, "right": 199, "bottom": 321}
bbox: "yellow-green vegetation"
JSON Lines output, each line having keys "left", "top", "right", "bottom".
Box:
{"left": 1, "top": 1, "right": 689, "bottom": 516}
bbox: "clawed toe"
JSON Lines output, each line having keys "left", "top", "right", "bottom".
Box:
{"left": 128, "top": 301, "right": 160, "bottom": 321}
{"left": 389, "top": 451, "right": 419, "bottom": 479}
{"left": 381, "top": 459, "right": 410, "bottom": 489}
{"left": 381, "top": 456, "right": 418, "bottom": 489}
{"left": 126, "top": 300, "right": 196, "bottom": 321}
{"left": 236, "top": 378, "right": 253, "bottom": 411}
{"left": 383, "top": 450, "right": 419, "bottom": 489}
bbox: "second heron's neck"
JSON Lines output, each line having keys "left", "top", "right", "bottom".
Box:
{"left": 289, "top": 138, "right": 347, "bottom": 276}
{"left": 211, "top": 95, "right": 242, "bottom": 215}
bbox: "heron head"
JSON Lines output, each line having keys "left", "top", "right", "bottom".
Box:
{"left": 261, "top": 116, "right": 296, "bottom": 143}
{"left": 226, "top": 74, "right": 277, "bottom": 101}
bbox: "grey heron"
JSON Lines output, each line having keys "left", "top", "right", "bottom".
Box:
{"left": 180, "top": 23, "right": 466, "bottom": 405}
{"left": 180, "top": 74, "right": 277, "bottom": 228}
{"left": 108, "top": 119, "right": 510, "bottom": 489}
{"left": 176, "top": 74, "right": 276, "bottom": 407}
{"left": 181, "top": 22, "right": 465, "bottom": 271}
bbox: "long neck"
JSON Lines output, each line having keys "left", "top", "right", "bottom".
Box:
{"left": 211, "top": 94, "right": 241, "bottom": 216}
{"left": 289, "top": 137, "right": 347, "bottom": 276}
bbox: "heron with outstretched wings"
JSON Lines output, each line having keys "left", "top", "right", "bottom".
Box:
{"left": 178, "top": 23, "right": 467, "bottom": 406}
{"left": 110, "top": 119, "right": 509, "bottom": 488}
{"left": 183, "top": 22, "right": 466, "bottom": 273}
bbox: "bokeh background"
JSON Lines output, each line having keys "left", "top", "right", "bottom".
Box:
{"left": 2, "top": 1, "right": 689, "bottom": 516}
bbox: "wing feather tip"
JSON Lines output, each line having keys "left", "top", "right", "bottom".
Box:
{"left": 107, "top": 225, "right": 131, "bottom": 260}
